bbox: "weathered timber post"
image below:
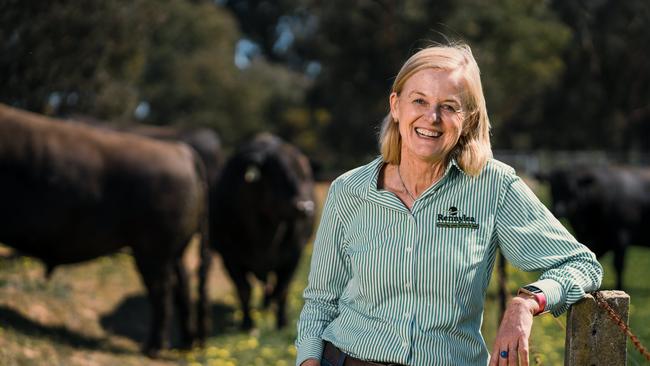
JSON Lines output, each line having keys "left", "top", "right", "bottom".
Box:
{"left": 565, "top": 290, "right": 629, "bottom": 366}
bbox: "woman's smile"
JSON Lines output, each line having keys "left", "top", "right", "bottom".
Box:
{"left": 414, "top": 127, "right": 442, "bottom": 138}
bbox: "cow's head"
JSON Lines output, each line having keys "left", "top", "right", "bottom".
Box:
{"left": 241, "top": 144, "right": 315, "bottom": 220}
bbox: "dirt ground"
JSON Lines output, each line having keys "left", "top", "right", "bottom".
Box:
{"left": 0, "top": 238, "right": 235, "bottom": 366}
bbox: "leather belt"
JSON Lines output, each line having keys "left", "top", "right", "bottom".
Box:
{"left": 322, "top": 341, "right": 407, "bottom": 366}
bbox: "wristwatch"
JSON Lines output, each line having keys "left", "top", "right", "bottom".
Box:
{"left": 517, "top": 285, "right": 548, "bottom": 315}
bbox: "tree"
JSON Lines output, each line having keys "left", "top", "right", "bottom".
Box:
{"left": 1, "top": 0, "right": 312, "bottom": 148}
{"left": 518, "top": 0, "right": 650, "bottom": 152}
{"left": 294, "top": 0, "right": 459, "bottom": 169}
{"left": 136, "top": 0, "right": 246, "bottom": 140}
{"left": 447, "top": 0, "right": 571, "bottom": 149}
{"left": 278, "top": 0, "right": 570, "bottom": 168}
{"left": 0, "top": 0, "right": 151, "bottom": 119}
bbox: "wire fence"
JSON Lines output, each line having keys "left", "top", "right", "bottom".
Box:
{"left": 593, "top": 291, "right": 650, "bottom": 362}
{"left": 493, "top": 150, "right": 650, "bottom": 176}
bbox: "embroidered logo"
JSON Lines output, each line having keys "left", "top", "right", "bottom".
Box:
{"left": 436, "top": 206, "right": 479, "bottom": 229}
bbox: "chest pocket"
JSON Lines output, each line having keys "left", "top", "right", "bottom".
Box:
{"left": 418, "top": 215, "right": 490, "bottom": 291}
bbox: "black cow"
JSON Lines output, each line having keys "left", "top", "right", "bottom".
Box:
{"left": 109, "top": 124, "right": 223, "bottom": 188}
{"left": 83, "top": 122, "right": 222, "bottom": 341}
{"left": 539, "top": 165, "right": 650, "bottom": 289}
{"left": 210, "top": 133, "right": 315, "bottom": 329}
{"left": 0, "top": 104, "right": 209, "bottom": 356}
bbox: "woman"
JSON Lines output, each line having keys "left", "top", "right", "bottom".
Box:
{"left": 295, "top": 43, "right": 602, "bottom": 366}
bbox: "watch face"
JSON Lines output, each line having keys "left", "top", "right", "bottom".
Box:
{"left": 522, "top": 285, "right": 542, "bottom": 294}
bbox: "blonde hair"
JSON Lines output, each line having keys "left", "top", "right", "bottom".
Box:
{"left": 379, "top": 43, "right": 492, "bottom": 176}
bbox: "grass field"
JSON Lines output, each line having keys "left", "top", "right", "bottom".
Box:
{"left": 1, "top": 181, "right": 649, "bottom": 365}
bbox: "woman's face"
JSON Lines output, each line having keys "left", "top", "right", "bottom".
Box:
{"left": 390, "top": 68, "right": 465, "bottom": 165}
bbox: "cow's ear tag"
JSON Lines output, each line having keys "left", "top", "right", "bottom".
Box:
{"left": 244, "top": 165, "right": 261, "bottom": 183}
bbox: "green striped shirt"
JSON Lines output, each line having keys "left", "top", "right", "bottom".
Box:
{"left": 295, "top": 157, "right": 602, "bottom": 366}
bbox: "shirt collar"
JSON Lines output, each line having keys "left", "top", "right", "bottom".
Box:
{"left": 364, "top": 156, "right": 463, "bottom": 213}
{"left": 366, "top": 157, "right": 406, "bottom": 212}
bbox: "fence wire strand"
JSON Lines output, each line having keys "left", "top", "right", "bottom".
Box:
{"left": 551, "top": 315, "right": 566, "bottom": 332}
{"left": 593, "top": 291, "right": 650, "bottom": 362}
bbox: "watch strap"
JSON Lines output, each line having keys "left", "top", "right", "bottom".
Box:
{"left": 518, "top": 286, "right": 547, "bottom": 315}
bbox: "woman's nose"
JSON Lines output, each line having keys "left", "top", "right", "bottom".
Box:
{"left": 423, "top": 106, "right": 439, "bottom": 123}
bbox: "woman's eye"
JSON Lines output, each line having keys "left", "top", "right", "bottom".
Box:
{"left": 413, "top": 99, "right": 427, "bottom": 106}
{"left": 441, "top": 104, "right": 457, "bottom": 112}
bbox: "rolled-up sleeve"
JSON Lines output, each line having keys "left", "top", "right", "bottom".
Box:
{"left": 494, "top": 176, "right": 603, "bottom": 316}
{"left": 295, "top": 180, "right": 351, "bottom": 365}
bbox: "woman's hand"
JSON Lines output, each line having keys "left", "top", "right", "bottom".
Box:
{"left": 300, "top": 358, "right": 320, "bottom": 366}
{"left": 489, "top": 295, "right": 538, "bottom": 366}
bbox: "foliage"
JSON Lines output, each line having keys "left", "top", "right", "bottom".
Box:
{"left": 446, "top": 0, "right": 572, "bottom": 149}
{"left": 508, "top": 0, "right": 650, "bottom": 152}
{"left": 297, "top": 0, "right": 458, "bottom": 169}
{"left": 135, "top": 0, "right": 255, "bottom": 144}
{"left": 0, "top": 0, "right": 150, "bottom": 119}
{"left": 2, "top": 0, "right": 649, "bottom": 170}
{"left": 222, "top": 0, "right": 572, "bottom": 169}
{"left": 0, "top": 0, "right": 311, "bottom": 147}
{"left": 221, "top": 0, "right": 650, "bottom": 167}
{"left": 220, "top": 0, "right": 307, "bottom": 65}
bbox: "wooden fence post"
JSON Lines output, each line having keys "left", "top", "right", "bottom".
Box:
{"left": 565, "top": 290, "right": 629, "bottom": 366}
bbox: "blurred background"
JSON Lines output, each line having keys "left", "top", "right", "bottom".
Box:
{"left": 4, "top": 0, "right": 649, "bottom": 174}
{"left": 1, "top": 0, "right": 649, "bottom": 365}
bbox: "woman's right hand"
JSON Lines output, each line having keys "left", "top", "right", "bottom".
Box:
{"left": 300, "top": 359, "right": 320, "bottom": 366}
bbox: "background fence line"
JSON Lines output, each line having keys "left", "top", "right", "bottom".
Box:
{"left": 493, "top": 150, "right": 650, "bottom": 176}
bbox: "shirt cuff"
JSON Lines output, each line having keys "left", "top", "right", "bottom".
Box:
{"left": 295, "top": 338, "right": 323, "bottom": 366}
{"left": 525, "top": 278, "right": 564, "bottom": 316}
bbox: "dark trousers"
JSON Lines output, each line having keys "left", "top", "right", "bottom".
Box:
{"left": 321, "top": 341, "right": 406, "bottom": 366}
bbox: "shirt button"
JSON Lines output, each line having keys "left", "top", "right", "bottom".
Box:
{"left": 402, "top": 342, "right": 408, "bottom": 348}
{"left": 403, "top": 312, "right": 410, "bottom": 317}
{"left": 405, "top": 282, "right": 411, "bottom": 288}
{"left": 406, "top": 247, "right": 412, "bottom": 253}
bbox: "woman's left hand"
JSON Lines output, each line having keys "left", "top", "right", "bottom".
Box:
{"left": 489, "top": 295, "right": 539, "bottom": 366}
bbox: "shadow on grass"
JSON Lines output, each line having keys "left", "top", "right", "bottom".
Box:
{"left": 100, "top": 295, "right": 150, "bottom": 345}
{"left": 0, "top": 305, "right": 133, "bottom": 355}
{"left": 100, "top": 294, "right": 239, "bottom": 347}
{"left": 207, "top": 302, "right": 240, "bottom": 336}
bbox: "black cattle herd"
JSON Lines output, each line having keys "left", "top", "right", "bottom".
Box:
{"left": 1, "top": 103, "right": 649, "bottom": 356}
{"left": 0, "top": 104, "right": 314, "bottom": 356}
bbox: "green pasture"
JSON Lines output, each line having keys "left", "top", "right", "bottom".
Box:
{"left": 0, "top": 181, "right": 649, "bottom": 365}
{"left": 187, "top": 247, "right": 650, "bottom": 366}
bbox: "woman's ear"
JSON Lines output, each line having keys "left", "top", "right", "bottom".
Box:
{"left": 389, "top": 92, "right": 399, "bottom": 122}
